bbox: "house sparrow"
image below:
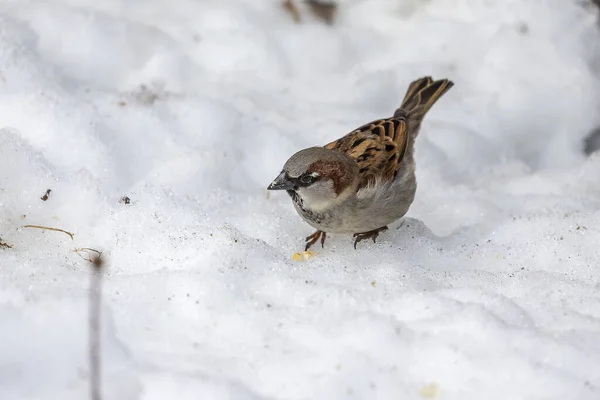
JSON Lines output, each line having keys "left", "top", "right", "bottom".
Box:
{"left": 267, "top": 76, "right": 454, "bottom": 250}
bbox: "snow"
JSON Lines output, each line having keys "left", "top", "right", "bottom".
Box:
{"left": 1, "top": 0, "right": 600, "bottom": 399}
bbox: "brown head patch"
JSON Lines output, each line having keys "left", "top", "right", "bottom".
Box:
{"left": 307, "top": 159, "right": 354, "bottom": 195}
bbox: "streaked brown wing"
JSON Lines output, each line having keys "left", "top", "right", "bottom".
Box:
{"left": 324, "top": 117, "right": 409, "bottom": 189}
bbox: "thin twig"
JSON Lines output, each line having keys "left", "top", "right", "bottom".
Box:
{"left": 84, "top": 249, "right": 104, "bottom": 400}
{"left": 22, "top": 225, "right": 74, "bottom": 240}
{"left": 74, "top": 248, "right": 103, "bottom": 262}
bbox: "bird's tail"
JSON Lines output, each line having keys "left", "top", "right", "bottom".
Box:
{"left": 394, "top": 77, "right": 453, "bottom": 138}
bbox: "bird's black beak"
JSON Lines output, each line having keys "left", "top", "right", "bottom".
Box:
{"left": 267, "top": 171, "right": 295, "bottom": 191}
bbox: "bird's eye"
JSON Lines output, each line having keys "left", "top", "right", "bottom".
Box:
{"left": 300, "top": 175, "right": 313, "bottom": 184}
{"left": 300, "top": 173, "right": 318, "bottom": 185}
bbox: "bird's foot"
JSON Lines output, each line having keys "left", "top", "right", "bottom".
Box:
{"left": 352, "top": 226, "right": 388, "bottom": 249}
{"left": 305, "top": 230, "right": 326, "bottom": 251}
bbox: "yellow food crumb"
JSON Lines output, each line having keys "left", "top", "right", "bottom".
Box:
{"left": 292, "top": 251, "right": 314, "bottom": 261}
{"left": 419, "top": 382, "right": 440, "bottom": 398}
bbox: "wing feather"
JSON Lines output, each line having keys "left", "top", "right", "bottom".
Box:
{"left": 323, "top": 76, "right": 453, "bottom": 191}
{"left": 324, "top": 117, "right": 409, "bottom": 189}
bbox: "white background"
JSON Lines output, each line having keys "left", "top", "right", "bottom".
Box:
{"left": 1, "top": 1, "right": 600, "bottom": 399}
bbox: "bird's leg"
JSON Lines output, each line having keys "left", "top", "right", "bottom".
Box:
{"left": 305, "top": 230, "right": 326, "bottom": 251}
{"left": 352, "top": 226, "right": 388, "bottom": 249}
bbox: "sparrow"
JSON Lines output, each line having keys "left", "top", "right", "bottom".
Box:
{"left": 267, "top": 76, "right": 454, "bottom": 250}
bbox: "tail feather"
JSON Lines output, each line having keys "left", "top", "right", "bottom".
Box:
{"left": 394, "top": 76, "right": 453, "bottom": 137}
{"left": 399, "top": 76, "right": 434, "bottom": 109}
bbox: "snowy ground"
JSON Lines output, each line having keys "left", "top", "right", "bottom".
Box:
{"left": 1, "top": 0, "right": 600, "bottom": 399}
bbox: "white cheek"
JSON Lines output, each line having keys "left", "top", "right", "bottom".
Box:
{"left": 296, "top": 181, "right": 341, "bottom": 211}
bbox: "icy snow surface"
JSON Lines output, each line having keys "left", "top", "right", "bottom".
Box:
{"left": 1, "top": 0, "right": 600, "bottom": 399}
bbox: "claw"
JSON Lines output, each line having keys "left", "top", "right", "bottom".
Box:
{"left": 305, "top": 230, "right": 326, "bottom": 251}
{"left": 352, "top": 226, "right": 388, "bottom": 249}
